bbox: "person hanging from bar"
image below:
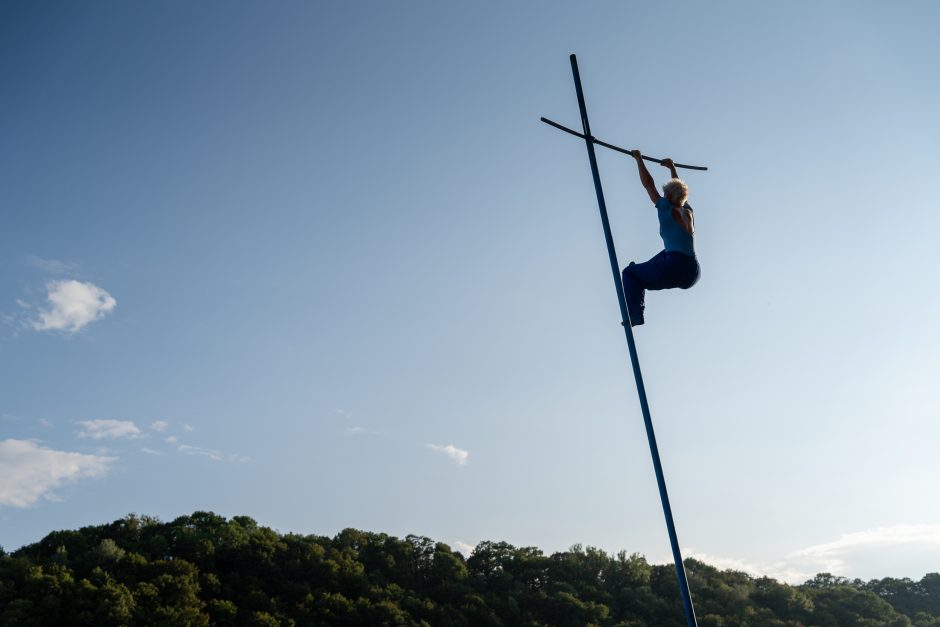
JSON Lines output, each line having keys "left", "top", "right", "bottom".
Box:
{"left": 621, "top": 150, "right": 700, "bottom": 326}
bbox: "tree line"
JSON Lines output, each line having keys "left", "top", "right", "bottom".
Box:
{"left": 1, "top": 511, "right": 938, "bottom": 626}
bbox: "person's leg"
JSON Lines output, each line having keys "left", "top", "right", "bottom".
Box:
{"left": 622, "top": 251, "right": 698, "bottom": 325}
{"left": 679, "top": 256, "right": 701, "bottom": 290}
{"left": 622, "top": 251, "right": 671, "bottom": 326}
{"left": 621, "top": 263, "right": 645, "bottom": 326}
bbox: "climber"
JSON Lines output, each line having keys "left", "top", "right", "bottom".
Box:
{"left": 622, "top": 149, "right": 700, "bottom": 326}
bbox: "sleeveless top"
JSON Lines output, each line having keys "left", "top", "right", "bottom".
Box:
{"left": 655, "top": 196, "right": 695, "bottom": 257}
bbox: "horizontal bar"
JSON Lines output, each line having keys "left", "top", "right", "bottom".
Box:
{"left": 540, "top": 116, "right": 708, "bottom": 171}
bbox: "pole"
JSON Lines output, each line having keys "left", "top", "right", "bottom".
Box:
{"left": 567, "top": 54, "right": 698, "bottom": 627}
{"left": 539, "top": 116, "right": 708, "bottom": 171}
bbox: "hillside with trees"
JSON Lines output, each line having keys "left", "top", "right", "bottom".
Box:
{"left": 1, "top": 512, "right": 938, "bottom": 626}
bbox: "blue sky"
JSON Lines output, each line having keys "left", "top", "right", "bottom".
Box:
{"left": 3, "top": 1, "right": 940, "bottom": 583}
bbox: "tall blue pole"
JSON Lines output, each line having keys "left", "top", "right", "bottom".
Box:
{"left": 567, "top": 54, "right": 698, "bottom": 627}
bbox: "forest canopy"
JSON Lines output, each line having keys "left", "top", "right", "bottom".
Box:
{"left": 1, "top": 511, "right": 939, "bottom": 626}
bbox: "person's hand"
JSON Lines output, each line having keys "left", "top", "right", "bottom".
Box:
{"left": 660, "top": 158, "right": 675, "bottom": 169}
{"left": 630, "top": 149, "right": 642, "bottom": 160}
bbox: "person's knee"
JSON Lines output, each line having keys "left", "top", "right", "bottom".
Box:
{"left": 622, "top": 273, "right": 637, "bottom": 292}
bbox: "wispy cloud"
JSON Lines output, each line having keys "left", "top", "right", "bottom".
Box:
{"left": 345, "top": 426, "right": 384, "bottom": 437}
{"left": 426, "top": 443, "right": 469, "bottom": 466}
{"left": 176, "top": 444, "right": 247, "bottom": 463}
{"left": 0, "top": 439, "right": 114, "bottom": 507}
{"left": 685, "top": 550, "right": 809, "bottom": 584}
{"left": 789, "top": 524, "right": 940, "bottom": 574}
{"left": 150, "top": 420, "right": 169, "bottom": 433}
{"left": 140, "top": 447, "right": 165, "bottom": 456}
{"left": 77, "top": 419, "right": 142, "bottom": 440}
{"left": 31, "top": 280, "right": 116, "bottom": 333}
{"left": 25, "top": 255, "right": 79, "bottom": 275}
{"left": 2, "top": 414, "right": 52, "bottom": 429}
{"left": 687, "top": 524, "right": 940, "bottom": 584}
{"left": 178, "top": 444, "right": 222, "bottom": 461}
{"left": 183, "top": 424, "right": 193, "bottom": 433}
{"left": 342, "top": 416, "right": 466, "bottom": 468}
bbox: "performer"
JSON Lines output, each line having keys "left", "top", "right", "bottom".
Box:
{"left": 622, "top": 150, "right": 700, "bottom": 326}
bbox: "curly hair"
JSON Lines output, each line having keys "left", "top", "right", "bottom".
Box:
{"left": 662, "top": 178, "right": 689, "bottom": 207}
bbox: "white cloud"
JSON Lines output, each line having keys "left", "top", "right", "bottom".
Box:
{"left": 788, "top": 524, "right": 940, "bottom": 575}
{"left": 77, "top": 419, "right": 142, "bottom": 440}
{"left": 25, "top": 255, "right": 79, "bottom": 275}
{"left": 453, "top": 541, "right": 475, "bottom": 556}
{"left": 686, "top": 524, "right": 940, "bottom": 584}
{"left": 150, "top": 420, "right": 169, "bottom": 433}
{"left": 685, "top": 551, "right": 762, "bottom": 574}
{"left": 165, "top": 436, "right": 178, "bottom": 444}
{"left": 140, "top": 448, "right": 165, "bottom": 456}
{"left": 685, "top": 550, "right": 810, "bottom": 584}
{"left": 176, "top": 444, "right": 247, "bottom": 463}
{"left": 344, "top": 425, "right": 387, "bottom": 437}
{"left": 183, "top": 424, "right": 193, "bottom": 433}
{"left": 345, "top": 426, "right": 366, "bottom": 436}
{"left": 178, "top": 444, "right": 223, "bottom": 461}
{"left": 426, "top": 443, "right": 469, "bottom": 466}
{"left": 0, "top": 439, "right": 114, "bottom": 507}
{"left": 32, "top": 280, "right": 116, "bottom": 332}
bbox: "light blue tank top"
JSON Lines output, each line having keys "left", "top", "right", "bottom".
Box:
{"left": 656, "top": 196, "right": 695, "bottom": 257}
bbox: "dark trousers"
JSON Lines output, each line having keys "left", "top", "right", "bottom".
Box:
{"left": 621, "top": 250, "right": 700, "bottom": 325}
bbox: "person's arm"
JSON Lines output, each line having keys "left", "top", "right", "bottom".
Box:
{"left": 660, "top": 158, "right": 679, "bottom": 180}
{"left": 631, "top": 150, "right": 660, "bottom": 204}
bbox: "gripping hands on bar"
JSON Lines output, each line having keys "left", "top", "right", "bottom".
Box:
{"left": 540, "top": 116, "right": 708, "bottom": 171}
